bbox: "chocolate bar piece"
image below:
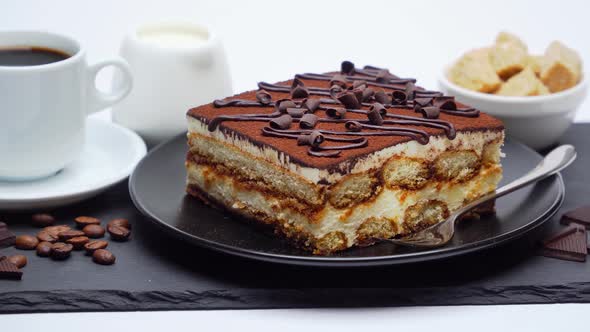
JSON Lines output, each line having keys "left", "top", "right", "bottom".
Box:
{"left": 541, "top": 224, "right": 588, "bottom": 262}
{"left": 0, "top": 222, "right": 16, "bottom": 249}
{"left": 0, "top": 256, "right": 23, "bottom": 280}
{"left": 561, "top": 205, "right": 590, "bottom": 229}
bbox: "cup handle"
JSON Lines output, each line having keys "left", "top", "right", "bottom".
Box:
{"left": 87, "top": 58, "right": 133, "bottom": 114}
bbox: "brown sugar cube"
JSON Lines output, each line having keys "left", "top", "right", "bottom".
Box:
{"left": 495, "top": 67, "right": 549, "bottom": 96}
{"left": 526, "top": 55, "right": 546, "bottom": 76}
{"left": 495, "top": 31, "right": 528, "bottom": 52}
{"left": 536, "top": 81, "right": 550, "bottom": 95}
{"left": 540, "top": 41, "right": 582, "bottom": 92}
{"left": 448, "top": 48, "right": 502, "bottom": 93}
{"left": 489, "top": 42, "right": 528, "bottom": 80}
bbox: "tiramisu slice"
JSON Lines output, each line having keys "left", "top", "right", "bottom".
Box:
{"left": 186, "top": 61, "right": 504, "bottom": 255}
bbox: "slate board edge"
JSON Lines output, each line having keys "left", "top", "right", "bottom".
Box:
{"left": 2, "top": 282, "right": 590, "bottom": 314}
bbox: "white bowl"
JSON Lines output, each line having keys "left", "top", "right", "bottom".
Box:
{"left": 438, "top": 67, "right": 587, "bottom": 150}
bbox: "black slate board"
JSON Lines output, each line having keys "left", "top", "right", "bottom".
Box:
{"left": 0, "top": 124, "right": 589, "bottom": 313}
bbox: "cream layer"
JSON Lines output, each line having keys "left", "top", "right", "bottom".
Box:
{"left": 186, "top": 161, "right": 502, "bottom": 247}
{"left": 187, "top": 116, "right": 504, "bottom": 185}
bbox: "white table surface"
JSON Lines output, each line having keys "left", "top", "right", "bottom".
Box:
{"left": 2, "top": 0, "right": 590, "bottom": 329}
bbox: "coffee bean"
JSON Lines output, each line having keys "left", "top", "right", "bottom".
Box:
{"left": 57, "top": 230, "right": 85, "bottom": 241}
{"left": 82, "top": 224, "right": 105, "bottom": 238}
{"left": 15, "top": 235, "right": 39, "bottom": 250}
{"left": 7, "top": 255, "right": 27, "bottom": 268}
{"left": 84, "top": 240, "right": 108, "bottom": 255}
{"left": 108, "top": 218, "right": 131, "bottom": 230}
{"left": 37, "top": 230, "right": 58, "bottom": 243}
{"left": 74, "top": 216, "right": 100, "bottom": 228}
{"left": 36, "top": 241, "right": 53, "bottom": 257}
{"left": 43, "top": 225, "right": 71, "bottom": 237}
{"left": 92, "top": 249, "right": 116, "bottom": 265}
{"left": 66, "top": 236, "right": 89, "bottom": 250}
{"left": 50, "top": 242, "right": 73, "bottom": 260}
{"left": 31, "top": 213, "right": 55, "bottom": 227}
{"left": 107, "top": 225, "right": 130, "bottom": 241}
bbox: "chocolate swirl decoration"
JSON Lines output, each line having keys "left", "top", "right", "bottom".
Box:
{"left": 257, "top": 80, "right": 478, "bottom": 117}
{"left": 209, "top": 61, "right": 478, "bottom": 157}
{"left": 262, "top": 127, "right": 368, "bottom": 158}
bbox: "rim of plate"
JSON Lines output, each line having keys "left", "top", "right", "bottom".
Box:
{"left": 129, "top": 135, "right": 564, "bottom": 267}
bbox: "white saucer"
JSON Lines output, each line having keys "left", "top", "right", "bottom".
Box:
{"left": 0, "top": 117, "right": 147, "bottom": 210}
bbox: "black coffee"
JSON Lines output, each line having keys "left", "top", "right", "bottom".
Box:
{"left": 0, "top": 46, "right": 70, "bottom": 66}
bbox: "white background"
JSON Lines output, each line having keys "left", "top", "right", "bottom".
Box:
{"left": 2, "top": 0, "right": 590, "bottom": 121}
{"left": 2, "top": 0, "right": 590, "bottom": 330}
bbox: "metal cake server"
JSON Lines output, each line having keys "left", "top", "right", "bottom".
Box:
{"left": 385, "top": 144, "right": 577, "bottom": 248}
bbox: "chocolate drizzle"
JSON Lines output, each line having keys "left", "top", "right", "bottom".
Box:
{"left": 210, "top": 61, "right": 479, "bottom": 158}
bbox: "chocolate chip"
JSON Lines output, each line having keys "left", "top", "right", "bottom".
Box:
{"left": 405, "top": 82, "right": 415, "bottom": 100}
{"left": 368, "top": 104, "right": 385, "bottom": 125}
{"left": 286, "top": 108, "right": 304, "bottom": 118}
{"left": 291, "top": 77, "right": 304, "bottom": 88}
{"left": 419, "top": 106, "right": 441, "bottom": 119}
{"left": 84, "top": 240, "right": 108, "bottom": 255}
{"left": 66, "top": 236, "right": 89, "bottom": 250}
{"left": 371, "top": 102, "right": 387, "bottom": 115}
{"left": 31, "top": 213, "right": 55, "bottom": 227}
{"left": 93, "top": 249, "right": 116, "bottom": 265}
{"left": 374, "top": 90, "right": 391, "bottom": 104}
{"left": 433, "top": 96, "right": 457, "bottom": 110}
{"left": 297, "top": 131, "right": 324, "bottom": 147}
{"left": 352, "top": 80, "right": 367, "bottom": 90}
{"left": 276, "top": 99, "right": 297, "bottom": 113}
{"left": 83, "top": 224, "right": 105, "bottom": 238}
{"left": 291, "top": 85, "right": 309, "bottom": 99}
{"left": 107, "top": 218, "right": 132, "bottom": 230}
{"left": 269, "top": 114, "right": 293, "bottom": 130}
{"left": 351, "top": 88, "right": 364, "bottom": 105}
{"left": 345, "top": 121, "right": 363, "bottom": 132}
{"left": 58, "top": 230, "right": 85, "bottom": 241}
{"left": 50, "top": 242, "right": 73, "bottom": 260}
{"left": 391, "top": 90, "right": 407, "bottom": 104}
{"left": 107, "top": 225, "right": 131, "bottom": 241}
{"left": 36, "top": 241, "right": 53, "bottom": 257}
{"left": 414, "top": 97, "right": 433, "bottom": 107}
{"left": 7, "top": 255, "right": 27, "bottom": 269}
{"left": 336, "top": 91, "right": 360, "bottom": 109}
{"left": 341, "top": 61, "right": 355, "bottom": 75}
{"left": 255, "top": 90, "right": 272, "bottom": 105}
{"left": 329, "top": 74, "right": 348, "bottom": 88}
{"left": 329, "top": 85, "right": 343, "bottom": 98}
{"left": 299, "top": 113, "right": 318, "bottom": 129}
{"left": 375, "top": 70, "right": 391, "bottom": 83}
{"left": 36, "top": 231, "right": 58, "bottom": 243}
{"left": 301, "top": 98, "right": 321, "bottom": 112}
{"left": 74, "top": 216, "right": 100, "bottom": 228}
{"left": 361, "top": 87, "right": 375, "bottom": 102}
{"left": 15, "top": 235, "right": 39, "bottom": 250}
{"left": 325, "top": 107, "right": 346, "bottom": 119}
{"left": 413, "top": 97, "right": 433, "bottom": 111}
{"left": 308, "top": 131, "right": 323, "bottom": 147}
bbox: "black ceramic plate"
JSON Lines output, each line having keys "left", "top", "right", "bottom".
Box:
{"left": 129, "top": 135, "right": 564, "bottom": 267}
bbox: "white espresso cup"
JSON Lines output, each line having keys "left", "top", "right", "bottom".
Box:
{"left": 112, "top": 21, "right": 232, "bottom": 146}
{"left": 0, "top": 31, "right": 133, "bottom": 181}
